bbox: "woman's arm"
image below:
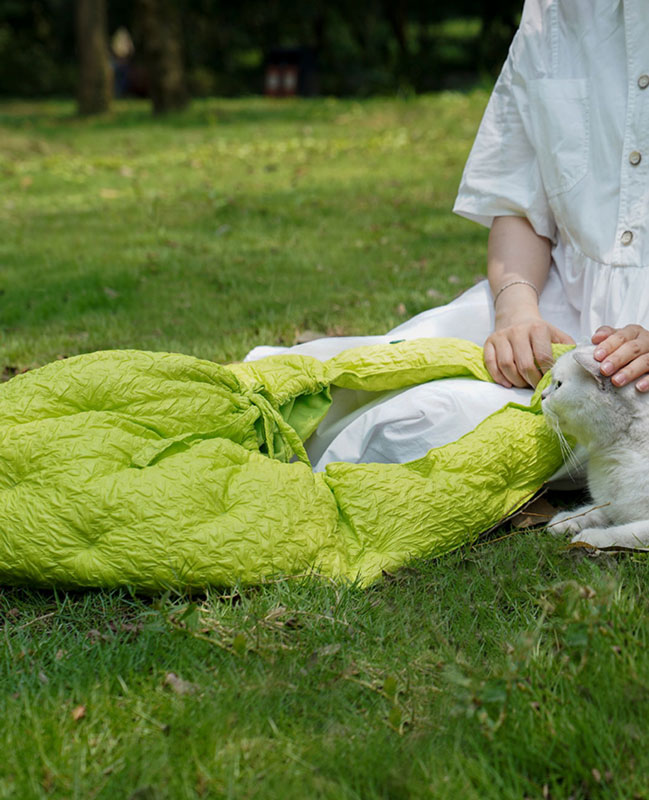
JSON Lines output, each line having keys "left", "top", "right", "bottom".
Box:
{"left": 484, "top": 216, "right": 574, "bottom": 388}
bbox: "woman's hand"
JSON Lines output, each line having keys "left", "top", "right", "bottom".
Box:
{"left": 592, "top": 324, "right": 649, "bottom": 391}
{"left": 484, "top": 315, "right": 575, "bottom": 388}
{"left": 485, "top": 216, "right": 569, "bottom": 388}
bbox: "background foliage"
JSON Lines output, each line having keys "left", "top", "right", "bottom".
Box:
{"left": 0, "top": 0, "right": 521, "bottom": 98}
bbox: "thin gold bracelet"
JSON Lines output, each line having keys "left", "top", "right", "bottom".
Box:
{"left": 493, "top": 279, "right": 539, "bottom": 306}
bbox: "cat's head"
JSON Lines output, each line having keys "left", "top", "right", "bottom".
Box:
{"left": 542, "top": 344, "right": 640, "bottom": 445}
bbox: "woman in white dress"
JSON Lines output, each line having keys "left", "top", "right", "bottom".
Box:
{"left": 246, "top": 0, "right": 649, "bottom": 471}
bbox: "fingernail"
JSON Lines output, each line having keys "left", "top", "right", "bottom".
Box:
{"left": 613, "top": 372, "right": 627, "bottom": 386}
{"left": 601, "top": 361, "right": 614, "bottom": 375}
{"left": 637, "top": 380, "right": 649, "bottom": 392}
{"left": 594, "top": 348, "right": 606, "bottom": 360}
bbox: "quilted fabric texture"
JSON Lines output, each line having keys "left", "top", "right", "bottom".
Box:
{"left": 0, "top": 339, "right": 568, "bottom": 590}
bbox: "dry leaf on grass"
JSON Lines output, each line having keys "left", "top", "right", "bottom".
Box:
{"left": 294, "top": 329, "right": 326, "bottom": 344}
{"left": 2, "top": 366, "right": 30, "bottom": 382}
{"left": 509, "top": 497, "right": 559, "bottom": 529}
{"left": 316, "top": 643, "right": 342, "bottom": 658}
{"left": 71, "top": 705, "right": 86, "bottom": 722}
{"left": 164, "top": 672, "right": 198, "bottom": 695}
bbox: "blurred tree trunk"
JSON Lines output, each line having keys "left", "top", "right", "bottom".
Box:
{"left": 136, "top": 0, "right": 188, "bottom": 114}
{"left": 76, "top": 0, "right": 112, "bottom": 115}
{"left": 383, "top": 0, "right": 408, "bottom": 56}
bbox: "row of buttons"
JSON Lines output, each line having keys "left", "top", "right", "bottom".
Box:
{"left": 619, "top": 76, "right": 649, "bottom": 246}
{"left": 622, "top": 142, "right": 641, "bottom": 243}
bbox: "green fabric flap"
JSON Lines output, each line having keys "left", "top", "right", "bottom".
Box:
{"left": 278, "top": 388, "right": 332, "bottom": 443}
{"left": 324, "top": 337, "right": 493, "bottom": 391}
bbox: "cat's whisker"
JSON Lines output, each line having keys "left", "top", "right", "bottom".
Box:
{"left": 560, "top": 434, "right": 581, "bottom": 476}
{"left": 544, "top": 406, "right": 581, "bottom": 476}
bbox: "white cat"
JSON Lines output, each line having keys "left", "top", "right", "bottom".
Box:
{"left": 542, "top": 344, "right": 649, "bottom": 550}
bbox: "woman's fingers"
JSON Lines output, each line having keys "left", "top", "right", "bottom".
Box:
{"left": 600, "top": 342, "right": 649, "bottom": 387}
{"left": 549, "top": 325, "right": 576, "bottom": 346}
{"left": 591, "top": 325, "right": 616, "bottom": 345}
{"left": 485, "top": 321, "right": 576, "bottom": 389}
{"left": 609, "top": 354, "right": 649, "bottom": 388}
{"left": 488, "top": 336, "right": 522, "bottom": 387}
{"left": 485, "top": 322, "right": 575, "bottom": 390}
{"left": 530, "top": 324, "right": 554, "bottom": 372}
{"left": 511, "top": 329, "right": 543, "bottom": 387}
{"left": 592, "top": 324, "right": 642, "bottom": 362}
{"left": 590, "top": 324, "right": 649, "bottom": 389}
{"left": 636, "top": 372, "right": 649, "bottom": 392}
{"left": 593, "top": 331, "right": 631, "bottom": 362}
{"left": 490, "top": 319, "right": 649, "bottom": 390}
{"left": 492, "top": 335, "right": 530, "bottom": 388}
{"left": 483, "top": 340, "right": 512, "bottom": 387}
{"left": 598, "top": 338, "right": 644, "bottom": 378}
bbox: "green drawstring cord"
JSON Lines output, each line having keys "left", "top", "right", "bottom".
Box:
{"left": 245, "top": 387, "right": 310, "bottom": 465}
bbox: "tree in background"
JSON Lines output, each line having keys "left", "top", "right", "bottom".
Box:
{"left": 180, "top": 0, "right": 521, "bottom": 97}
{"left": 0, "top": 1, "right": 75, "bottom": 97}
{"left": 76, "top": 0, "right": 112, "bottom": 114}
{"left": 0, "top": 0, "right": 523, "bottom": 101}
{"left": 135, "top": 0, "right": 188, "bottom": 114}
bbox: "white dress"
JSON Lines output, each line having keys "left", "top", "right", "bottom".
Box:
{"left": 246, "top": 0, "right": 649, "bottom": 471}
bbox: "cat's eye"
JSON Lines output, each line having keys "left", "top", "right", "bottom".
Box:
{"left": 555, "top": 380, "right": 562, "bottom": 389}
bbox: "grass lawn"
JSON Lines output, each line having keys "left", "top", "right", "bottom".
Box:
{"left": 1, "top": 96, "right": 649, "bottom": 799}
{"left": 0, "top": 94, "right": 486, "bottom": 367}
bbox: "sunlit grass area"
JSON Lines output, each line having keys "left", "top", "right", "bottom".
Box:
{"left": 2, "top": 96, "right": 647, "bottom": 800}
{"left": 0, "top": 95, "right": 486, "bottom": 367}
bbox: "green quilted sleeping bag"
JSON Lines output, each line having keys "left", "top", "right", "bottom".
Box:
{"left": 0, "top": 338, "right": 568, "bottom": 591}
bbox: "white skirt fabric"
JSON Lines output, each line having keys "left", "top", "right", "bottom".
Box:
{"left": 245, "top": 266, "right": 583, "bottom": 471}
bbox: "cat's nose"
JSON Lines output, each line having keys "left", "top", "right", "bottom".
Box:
{"left": 541, "top": 387, "right": 550, "bottom": 400}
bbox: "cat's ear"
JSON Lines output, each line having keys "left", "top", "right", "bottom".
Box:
{"left": 572, "top": 350, "right": 607, "bottom": 390}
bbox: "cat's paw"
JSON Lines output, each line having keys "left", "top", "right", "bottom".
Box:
{"left": 570, "top": 528, "right": 612, "bottom": 549}
{"left": 547, "top": 510, "right": 586, "bottom": 537}
{"left": 571, "top": 524, "right": 649, "bottom": 551}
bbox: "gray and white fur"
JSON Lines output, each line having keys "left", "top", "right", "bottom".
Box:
{"left": 542, "top": 344, "right": 649, "bottom": 550}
